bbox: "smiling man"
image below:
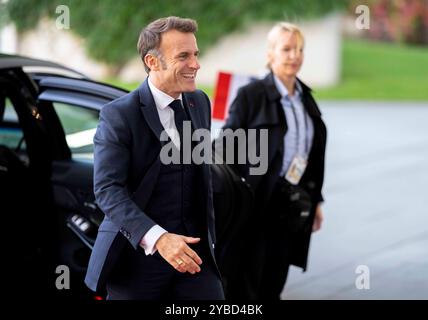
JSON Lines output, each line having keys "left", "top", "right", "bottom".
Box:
{"left": 84, "top": 16, "right": 224, "bottom": 300}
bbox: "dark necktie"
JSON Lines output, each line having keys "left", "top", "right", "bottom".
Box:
{"left": 169, "top": 99, "right": 186, "bottom": 148}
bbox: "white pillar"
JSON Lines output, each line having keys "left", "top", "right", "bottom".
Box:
{"left": 196, "top": 13, "right": 343, "bottom": 88}
{"left": 0, "top": 23, "right": 18, "bottom": 54}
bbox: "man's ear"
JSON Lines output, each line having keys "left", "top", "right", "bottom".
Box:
{"left": 144, "top": 53, "right": 159, "bottom": 72}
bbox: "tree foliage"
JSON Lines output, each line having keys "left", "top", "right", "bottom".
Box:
{"left": 352, "top": 0, "right": 428, "bottom": 45}
{"left": 5, "top": 0, "right": 349, "bottom": 66}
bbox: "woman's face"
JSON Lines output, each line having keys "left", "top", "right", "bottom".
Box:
{"left": 268, "top": 31, "right": 304, "bottom": 79}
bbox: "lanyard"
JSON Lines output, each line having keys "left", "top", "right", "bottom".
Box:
{"left": 289, "top": 99, "right": 309, "bottom": 156}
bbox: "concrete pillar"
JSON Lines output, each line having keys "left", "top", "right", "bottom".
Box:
{"left": 195, "top": 13, "right": 343, "bottom": 88}
{"left": 0, "top": 23, "right": 18, "bottom": 54}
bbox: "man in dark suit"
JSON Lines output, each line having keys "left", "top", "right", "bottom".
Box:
{"left": 216, "top": 22, "right": 327, "bottom": 300}
{"left": 84, "top": 16, "right": 224, "bottom": 300}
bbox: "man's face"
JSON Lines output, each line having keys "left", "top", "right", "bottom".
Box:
{"left": 268, "top": 31, "right": 303, "bottom": 79}
{"left": 151, "top": 30, "right": 200, "bottom": 98}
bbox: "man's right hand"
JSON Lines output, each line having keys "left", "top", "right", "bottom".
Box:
{"left": 155, "top": 233, "right": 202, "bottom": 274}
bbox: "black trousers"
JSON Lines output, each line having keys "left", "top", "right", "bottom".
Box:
{"left": 259, "top": 218, "right": 292, "bottom": 300}
{"left": 259, "top": 180, "right": 298, "bottom": 300}
{"left": 106, "top": 239, "right": 224, "bottom": 300}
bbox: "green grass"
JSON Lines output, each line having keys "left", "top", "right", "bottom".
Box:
{"left": 103, "top": 39, "right": 428, "bottom": 101}
{"left": 313, "top": 39, "right": 428, "bottom": 100}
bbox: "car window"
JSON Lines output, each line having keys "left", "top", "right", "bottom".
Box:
{"left": 0, "top": 98, "right": 26, "bottom": 150}
{"left": 52, "top": 102, "right": 99, "bottom": 160}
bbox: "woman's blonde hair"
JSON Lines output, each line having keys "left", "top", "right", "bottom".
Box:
{"left": 267, "top": 22, "right": 304, "bottom": 68}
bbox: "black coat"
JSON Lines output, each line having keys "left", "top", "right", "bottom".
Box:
{"left": 219, "top": 72, "right": 327, "bottom": 270}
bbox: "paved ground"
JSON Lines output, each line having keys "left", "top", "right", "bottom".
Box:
{"left": 278, "top": 101, "right": 428, "bottom": 300}
{"left": 213, "top": 101, "right": 428, "bottom": 300}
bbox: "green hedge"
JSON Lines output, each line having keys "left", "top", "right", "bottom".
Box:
{"left": 5, "top": 0, "right": 348, "bottom": 67}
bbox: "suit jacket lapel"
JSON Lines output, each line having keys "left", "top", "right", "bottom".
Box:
{"left": 262, "top": 73, "right": 287, "bottom": 127}
{"left": 138, "top": 80, "right": 204, "bottom": 138}
{"left": 182, "top": 94, "right": 202, "bottom": 130}
{"left": 262, "top": 72, "right": 287, "bottom": 155}
{"left": 138, "top": 79, "right": 166, "bottom": 144}
{"left": 297, "top": 78, "right": 322, "bottom": 119}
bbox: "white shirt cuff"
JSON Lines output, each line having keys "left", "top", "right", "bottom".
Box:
{"left": 139, "top": 225, "right": 167, "bottom": 255}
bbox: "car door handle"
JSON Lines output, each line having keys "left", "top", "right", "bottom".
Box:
{"left": 83, "top": 201, "right": 97, "bottom": 210}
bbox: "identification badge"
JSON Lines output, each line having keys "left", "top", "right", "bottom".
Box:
{"left": 285, "top": 155, "right": 307, "bottom": 185}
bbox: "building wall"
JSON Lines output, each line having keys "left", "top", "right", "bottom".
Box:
{"left": 0, "top": 23, "right": 18, "bottom": 54}
{"left": 194, "top": 13, "right": 343, "bottom": 87}
{"left": 1, "top": 18, "right": 111, "bottom": 79}
{"left": 1, "top": 14, "right": 343, "bottom": 88}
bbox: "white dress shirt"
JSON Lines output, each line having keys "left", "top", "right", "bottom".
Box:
{"left": 139, "top": 78, "right": 184, "bottom": 255}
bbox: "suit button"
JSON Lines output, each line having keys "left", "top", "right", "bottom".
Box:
{"left": 120, "top": 228, "right": 131, "bottom": 239}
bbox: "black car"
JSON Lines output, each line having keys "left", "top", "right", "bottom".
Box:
{"left": 0, "top": 54, "right": 251, "bottom": 299}
{"left": 0, "top": 53, "right": 128, "bottom": 298}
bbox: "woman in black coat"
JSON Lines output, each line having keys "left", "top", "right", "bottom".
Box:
{"left": 217, "top": 22, "right": 327, "bottom": 300}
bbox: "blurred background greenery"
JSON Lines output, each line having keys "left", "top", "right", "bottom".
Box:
{"left": 2, "top": 0, "right": 348, "bottom": 65}
{"left": 106, "top": 38, "right": 428, "bottom": 101}
{"left": 1, "top": 0, "right": 427, "bottom": 100}
{"left": 316, "top": 38, "right": 428, "bottom": 100}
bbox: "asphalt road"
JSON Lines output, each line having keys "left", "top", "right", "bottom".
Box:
{"left": 212, "top": 101, "right": 428, "bottom": 299}
{"left": 280, "top": 101, "right": 428, "bottom": 300}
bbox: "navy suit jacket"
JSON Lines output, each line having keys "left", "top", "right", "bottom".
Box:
{"left": 85, "top": 79, "right": 216, "bottom": 292}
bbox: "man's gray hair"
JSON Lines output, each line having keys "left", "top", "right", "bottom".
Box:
{"left": 137, "top": 16, "right": 198, "bottom": 73}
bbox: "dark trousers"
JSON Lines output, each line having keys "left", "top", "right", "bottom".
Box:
{"left": 259, "top": 218, "right": 292, "bottom": 300}
{"left": 259, "top": 181, "right": 297, "bottom": 300}
{"left": 106, "top": 240, "right": 224, "bottom": 300}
